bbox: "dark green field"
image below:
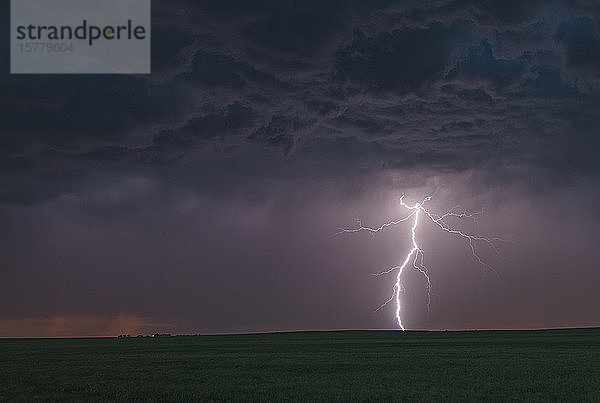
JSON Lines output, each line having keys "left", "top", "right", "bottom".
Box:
{"left": 1, "top": 329, "right": 599, "bottom": 401}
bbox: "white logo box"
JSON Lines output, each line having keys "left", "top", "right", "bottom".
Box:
{"left": 11, "top": 0, "right": 151, "bottom": 74}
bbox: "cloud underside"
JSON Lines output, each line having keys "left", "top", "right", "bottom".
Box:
{"left": 1, "top": 0, "right": 600, "bottom": 202}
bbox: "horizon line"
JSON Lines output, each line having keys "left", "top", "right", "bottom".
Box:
{"left": 2, "top": 325, "right": 600, "bottom": 339}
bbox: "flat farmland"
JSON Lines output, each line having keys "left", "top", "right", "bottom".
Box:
{"left": 1, "top": 329, "right": 599, "bottom": 401}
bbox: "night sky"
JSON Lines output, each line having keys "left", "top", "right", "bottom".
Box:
{"left": 1, "top": 0, "right": 600, "bottom": 337}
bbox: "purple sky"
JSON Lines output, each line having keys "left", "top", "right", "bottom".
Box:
{"left": 1, "top": 0, "right": 600, "bottom": 336}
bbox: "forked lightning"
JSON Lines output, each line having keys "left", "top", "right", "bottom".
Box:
{"left": 336, "top": 195, "right": 501, "bottom": 330}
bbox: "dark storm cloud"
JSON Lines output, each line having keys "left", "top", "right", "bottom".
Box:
{"left": 2, "top": 0, "right": 600, "bottom": 335}
{"left": 446, "top": 39, "right": 526, "bottom": 89}
{"left": 155, "top": 102, "right": 256, "bottom": 146}
{"left": 151, "top": 24, "right": 197, "bottom": 76}
{"left": 554, "top": 16, "right": 600, "bottom": 76}
{"left": 2, "top": 0, "right": 599, "bottom": 200}
{"left": 3, "top": 0, "right": 600, "bottom": 207}
{"left": 334, "top": 22, "right": 470, "bottom": 94}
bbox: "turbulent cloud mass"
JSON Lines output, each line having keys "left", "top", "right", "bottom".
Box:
{"left": 1, "top": 0, "right": 599, "bottom": 336}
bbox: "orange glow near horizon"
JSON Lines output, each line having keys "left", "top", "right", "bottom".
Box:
{"left": 0, "top": 315, "right": 175, "bottom": 338}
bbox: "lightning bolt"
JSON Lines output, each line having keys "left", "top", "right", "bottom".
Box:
{"left": 335, "top": 195, "right": 501, "bottom": 330}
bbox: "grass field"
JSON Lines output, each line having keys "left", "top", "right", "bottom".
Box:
{"left": 1, "top": 329, "right": 599, "bottom": 401}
